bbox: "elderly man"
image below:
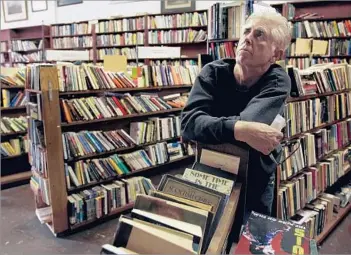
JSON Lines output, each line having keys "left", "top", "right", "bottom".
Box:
{"left": 181, "top": 11, "right": 291, "bottom": 222}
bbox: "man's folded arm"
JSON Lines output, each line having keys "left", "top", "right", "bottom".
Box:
{"left": 180, "top": 65, "right": 291, "bottom": 144}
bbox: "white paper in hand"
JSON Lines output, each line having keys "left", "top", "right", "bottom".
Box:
{"left": 271, "top": 114, "right": 286, "bottom": 131}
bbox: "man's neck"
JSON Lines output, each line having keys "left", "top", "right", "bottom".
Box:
{"left": 234, "top": 63, "right": 270, "bottom": 88}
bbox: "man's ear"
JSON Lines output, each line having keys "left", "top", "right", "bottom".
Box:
{"left": 272, "top": 48, "right": 284, "bottom": 62}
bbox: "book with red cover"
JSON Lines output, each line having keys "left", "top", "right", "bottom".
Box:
{"left": 234, "top": 211, "right": 311, "bottom": 255}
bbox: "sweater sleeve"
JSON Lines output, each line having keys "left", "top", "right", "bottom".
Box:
{"left": 180, "top": 64, "right": 291, "bottom": 144}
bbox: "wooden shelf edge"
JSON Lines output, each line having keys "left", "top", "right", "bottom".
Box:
{"left": 0, "top": 106, "right": 26, "bottom": 111}
{"left": 2, "top": 153, "right": 28, "bottom": 160}
{"left": 1, "top": 131, "right": 27, "bottom": 137}
{"left": 316, "top": 202, "right": 351, "bottom": 245}
{"left": 1, "top": 171, "right": 31, "bottom": 185}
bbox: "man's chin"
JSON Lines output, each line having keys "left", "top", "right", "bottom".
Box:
{"left": 236, "top": 56, "right": 250, "bottom": 65}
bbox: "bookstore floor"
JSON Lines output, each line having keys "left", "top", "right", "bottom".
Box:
{"left": 1, "top": 184, "right": 350, "bottom": 255}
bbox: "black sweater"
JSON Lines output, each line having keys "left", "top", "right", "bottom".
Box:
{"left": 181, "top": 58, "right": 291, "bottom": 175}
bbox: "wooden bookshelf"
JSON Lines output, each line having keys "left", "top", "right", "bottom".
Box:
{"left": 26, "top": 65, "right": 195, "bottom": 236}
{"left": 269, "top": 0, "right": 351, "bottom": 243}
{"left": 1, "top": 67, "right": 30, "bottom": 188}
{"left": 1, "top": 171, "right": 32, "bottom": 186}
{"left": 1, "top": 8, "right": 208, "bottom": 66}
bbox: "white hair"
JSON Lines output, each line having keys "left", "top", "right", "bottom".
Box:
{"left": 245, "top": 11, "right": 292, "bottom": 51}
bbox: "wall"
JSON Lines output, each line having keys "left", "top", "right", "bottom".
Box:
{"left": 1, "top": 0, "right": 227, "bottom": 29}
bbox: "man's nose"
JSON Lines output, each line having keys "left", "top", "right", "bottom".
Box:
{"left": 244, "top": 36, "right": 252, "bottom": 46}
{"left": 243, "top": 31, "right": 253, "bottom": 45}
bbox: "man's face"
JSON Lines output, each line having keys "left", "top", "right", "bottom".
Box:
{"left": 235, "top": 19, "right": 276, "bottom": 68}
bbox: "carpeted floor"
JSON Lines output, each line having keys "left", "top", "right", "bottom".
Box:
{"left": 1, "top": 184, "right": 350, "bottom": 255}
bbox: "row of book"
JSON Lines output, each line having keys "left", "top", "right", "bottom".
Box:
{"left": 288, "top": 62, "right": 350, "bottom": 97}
{"left": 134, "top": 61, "right": 199, "bottom": 88}
{"left": 96, "top": 17, "right": 145, "bottom": 34}
{"left": 208, "top": 2, "right": 246, "bottom": 40}
{"left": 66, "top": 176, "right": 155, "bottom": 225}
{"left": 25, "top": 62, "right": 198, "bottom": 92}
{"left": 60, "top": 93, "right": 188, "bottom": 123}
{"left": 51, "top": 23, "right": 92, "bottom": 37}
{"left": 1, "top": 136, "right": 28, "bottom": 157}
{"left": 97, "top": 47, "right": 137, "bottom": 60}
{"left": 1, "top": 90, "right": 27, "bottom": 108}
{"left": 1, "top": 116, "right": 27, "bottom": 134}
{"left": 278, "top": 145, "right": 350, "bottom": 221}
{"left": 62, "top": 115, "right": 181, "bottom": 160}
{"left": 148, "top": 29, "right": 207, "bottom": 44}
{"left": 96, "top": 33, "right": 144, "bottom": 47}
{"left": 148, "top": 12, "right": 208, "bottom": 29}
{"left": 279, "top": 119, "right": 351, "bottom": 181}
{"left": 130, "top": 115, "right": 181, "bottom": 145}
{"left": 11, "top": 51, "right": 43, "bottom": 63}
{"left": 291, "top": 183, "right": 350, "bottom": 241}
{"left": 53, "top": 36, "right": 93, "bottom": 49}
{"left": 64, "top": 141, "right": 189, "bottom": 189}
{"left": 287, "top": 57, "right": 351, "bottom": 70}
{"left": 287, "top": 39, "right": 351, "bottom": 57}
{"left": 289, "top": 19, "right": 351, "bottom": 39}
{"left": 11, "top": 40, "right": 42, "bottom": 52}
{"left": 209, "top": 41, "right": 236, "bottom": 60}
{"left": 284, "top": 93, "right": 351, "bottom": 138}
{"left": 0, "top": 69, "right": 25, "bottom": 87}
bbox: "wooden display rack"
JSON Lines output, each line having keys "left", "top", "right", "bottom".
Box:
{"left": 101, "top": 141, "right": 249, "bottom": 255}
{"left": 28, "top": 66, "right": 195, "bottom": 236}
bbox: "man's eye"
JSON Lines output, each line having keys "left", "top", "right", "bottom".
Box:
{"left": 255, "top": 30, "right": 264, "bottom": 38}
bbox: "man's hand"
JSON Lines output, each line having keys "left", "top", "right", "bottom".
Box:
{"left": 234, "top": 121, "right": 283, "bottom": 155}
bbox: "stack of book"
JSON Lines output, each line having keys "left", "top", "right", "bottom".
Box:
{"left": 1, "top": 116, "right": 27, "bottom": 134}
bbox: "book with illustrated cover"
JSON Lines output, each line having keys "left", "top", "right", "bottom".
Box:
{"left": 234, "top": 211, "right": 311, "bottom": 255}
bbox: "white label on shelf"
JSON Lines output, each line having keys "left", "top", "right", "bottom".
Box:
{"left": 46, "top": 50, "right": 90, "bottom": 61}
{"left": 137, "top": 46, "right": 181, "bottom": 59}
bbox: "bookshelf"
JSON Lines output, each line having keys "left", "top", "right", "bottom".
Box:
{"left": 26, "top": 63, "right": 196, "bottom": 235}
{"left": 206, "top": 0, "right": 351, "bottom": 246}
{"left": 0, "top": 9, "right": 208, "bottom": 66}
{"left": 1, "top": 67, "right": 30, "bottom": 188}
{"left": 270, "top": 0, "right": 351, "bottom": 245}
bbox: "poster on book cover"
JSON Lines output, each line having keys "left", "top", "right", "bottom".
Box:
{"left": 235, "top": 211, "right": 311, "bottom": 255}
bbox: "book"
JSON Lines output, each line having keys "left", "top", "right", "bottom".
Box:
{"left": 235, "top": 211, "right": 311, "bottom": 255}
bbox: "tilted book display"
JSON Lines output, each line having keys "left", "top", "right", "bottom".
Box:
{"left": 101, "top": 141, "right": 249, "bottom": 254}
